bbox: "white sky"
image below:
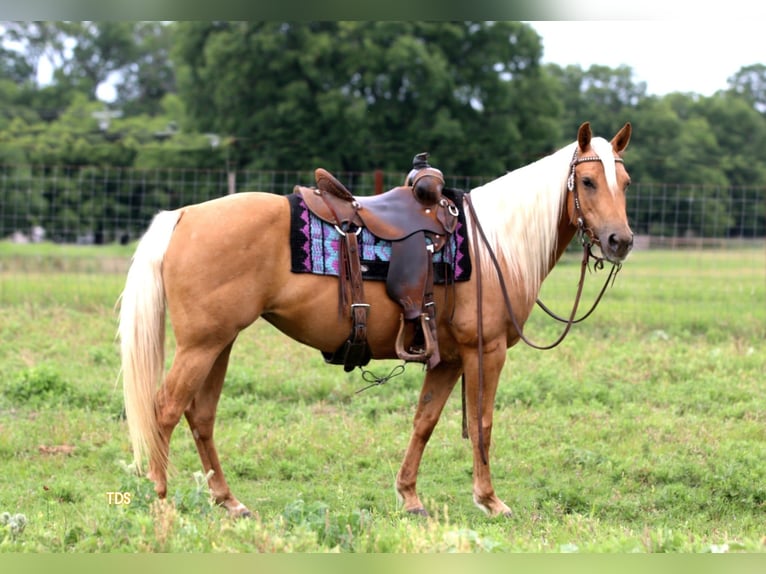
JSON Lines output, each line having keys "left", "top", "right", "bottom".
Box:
{"left": 527, "top": 21, "right": 764, "bottom": 96}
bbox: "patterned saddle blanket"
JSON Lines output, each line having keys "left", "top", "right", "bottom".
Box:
{"left": 287, "top": 188, "right": 471, "bottom": 284}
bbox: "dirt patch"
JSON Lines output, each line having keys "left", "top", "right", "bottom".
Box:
{"left": 38, "top": 444, "right": 76, "bottom": 456}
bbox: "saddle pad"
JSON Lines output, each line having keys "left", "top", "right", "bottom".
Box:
{"left": 288, "top": 188, "right": 471, "bottom": 284}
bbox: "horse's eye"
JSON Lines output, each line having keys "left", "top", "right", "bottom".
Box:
{"left": 582, "top": 177, "right": 595, "bottom": 189}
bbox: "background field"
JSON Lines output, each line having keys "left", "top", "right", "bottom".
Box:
{"left": 0, "top": 243, "right": 764, "bottom": 552}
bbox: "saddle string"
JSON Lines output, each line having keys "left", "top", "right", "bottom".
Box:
{"left": 317, "top": 189, "right": 357, "bottom": 317}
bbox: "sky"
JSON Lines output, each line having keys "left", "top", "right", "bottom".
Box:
{"left": 527, "top": 21, "right": 764, "bottom": 97}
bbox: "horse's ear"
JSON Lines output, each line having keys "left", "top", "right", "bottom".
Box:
{"left": 577, "top": 122, "right": 592, "bottom": 151}
{"left": 611, "top": 122, "right": 632, "bottom": 155}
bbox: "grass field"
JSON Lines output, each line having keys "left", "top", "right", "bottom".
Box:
{"left": 0, "top": 242, "right": 764, "bottom": 552}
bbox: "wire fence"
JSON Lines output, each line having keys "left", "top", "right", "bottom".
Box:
{"left": 0, "top": 165, "right": 488, "bottom": 245}
{"left": 1, "top": 164, "right": 763, "bottom": 246}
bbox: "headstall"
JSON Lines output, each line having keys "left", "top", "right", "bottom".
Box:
{"left": 567, "top": 149, "right": 625, "bottom": 247}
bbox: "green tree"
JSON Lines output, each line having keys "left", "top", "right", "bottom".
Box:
{"left": 1, "top": 21, "right": 69, "bottom": 83}
{"left": 727, "top": 63, "right": 766, "bottom": 114}
{"left": 696, "top": 91, "right": 766, "bottom": 186}
{"left": 111, "top": 22, "right": 176, "bottom": 116}
{"left": 49, "top": 22, "right": 137, "bottom": 101}
{"left": 0, "top": 44, "right": 35, "bottom": 84}
{"left": 172, "top": 21, "right": 558, "bottom": 176}
{"left": 545, "top": 63, "right": 646, "bottom": 141}
{"left": 2, "top": 21, "right": 172, "bottom": 113}
{"left": 626, "top": 90, "right": 766, "bottom": 237}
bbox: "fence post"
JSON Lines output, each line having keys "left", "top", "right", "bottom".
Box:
{"left": 374, "top": 169, "right": 383, "bottom": 195}
{"left": 227, "top": 170, "right": 236, "bottom": 195}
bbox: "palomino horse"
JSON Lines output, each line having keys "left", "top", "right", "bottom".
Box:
{"left": 119, "top": 122, "right": 633, "bottom": 518}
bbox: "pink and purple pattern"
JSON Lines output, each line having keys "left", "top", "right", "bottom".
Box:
{"left": 288, "top": 193, "right": 470, "bottom": 283}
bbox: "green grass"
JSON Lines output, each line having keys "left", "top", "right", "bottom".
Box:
{"left": 0, "top": 246, "right": 764, "bottom": 552}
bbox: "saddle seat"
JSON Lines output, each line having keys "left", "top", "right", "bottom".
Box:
{"left": 293, "top": 165, "right": 460, "bottom": 372}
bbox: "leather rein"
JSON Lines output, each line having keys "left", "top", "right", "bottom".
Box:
{"left": 462, "top": 150, "right": 624, "bottom": 464}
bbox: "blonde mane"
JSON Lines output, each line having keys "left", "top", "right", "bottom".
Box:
{"left": 468, "top": 137, "right": 616, "bottom": 301}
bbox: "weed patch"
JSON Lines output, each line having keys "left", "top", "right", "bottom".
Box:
{"left": 6, "top": 365, "right": 73, "bottom": 407}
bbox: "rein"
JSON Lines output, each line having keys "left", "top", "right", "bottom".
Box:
{"left": 462, "top": 150, "right": 624, "bottom": 463}
{"left": 535, "top": 257, "right": 620, "bottom": 325}
{"left": 463, "top": 192, "right": 620, "bottom": 350}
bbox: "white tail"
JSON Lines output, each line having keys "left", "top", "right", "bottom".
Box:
{"left": 118, "top": 210, "right": 181, "bottom": 474}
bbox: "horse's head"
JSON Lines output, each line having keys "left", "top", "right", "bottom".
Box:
{"left": 567, "top": 121, "right": 634, "bottom": 264}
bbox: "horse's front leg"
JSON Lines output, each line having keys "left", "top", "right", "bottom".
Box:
{"left": 395, "top": 361, "right": 462, "bottom": 516}
{"left": 462, "top": 339, "right": 512, "bottom": 517}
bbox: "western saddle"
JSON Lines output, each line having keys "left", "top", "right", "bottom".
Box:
{"left": 293, "top": 153, "right": 460, "bottom": 371}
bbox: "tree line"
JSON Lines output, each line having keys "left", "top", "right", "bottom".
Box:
{"left": 1, "top": 21, "right": 764, "bottom": 240}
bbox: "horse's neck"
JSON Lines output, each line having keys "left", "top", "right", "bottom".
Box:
{"left": 552, "top": 212, "right": 578, "bottom": 264}
{"left": 469, "top": 144, "right": 577, "bottom": 303}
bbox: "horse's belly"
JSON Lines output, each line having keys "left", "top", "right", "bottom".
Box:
{"left": 263, "top": 276, "right": 405, "bottom": 359}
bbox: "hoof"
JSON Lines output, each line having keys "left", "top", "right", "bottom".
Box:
{"left": 226, "top": 502, "right": 255, "bottom": 519}
{"left": 406, "top": 507, "right": 429, "bottom": 517}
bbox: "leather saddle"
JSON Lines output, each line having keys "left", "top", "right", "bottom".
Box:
{"left": 299, "top": 172, "right": 456, "bottom": 245}
{"left": 293, "top": 154, "right": 459, "bottom": 371}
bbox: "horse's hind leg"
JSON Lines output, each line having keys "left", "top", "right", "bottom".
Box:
{"left": 183, "top": 341, "right": 252, "bottom": 517}
{"left": 395, "top": 361, "right": 462, "bottom": 515}
{"left": 150, "top": 344, "right": 225, "bottom": 502}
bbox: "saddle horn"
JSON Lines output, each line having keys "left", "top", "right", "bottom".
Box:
{"left": 405, "top": 152, "right": 444, "bottom": 206}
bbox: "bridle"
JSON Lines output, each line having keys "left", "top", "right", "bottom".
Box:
{"left": 466, "top": 149, "right": 626, "bottom": 350}
{"left": 532, "top": 149, "right": 626, "bottom": 326}
{"left": 567, "top": 148, "right": 625, "bottom": 247}
{"left": 462, "top": 150, "right": 626, "bottom": 463}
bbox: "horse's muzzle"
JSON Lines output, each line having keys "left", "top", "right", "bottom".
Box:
{"left": 599, "top": 228, "right": 634, "bottom": 263}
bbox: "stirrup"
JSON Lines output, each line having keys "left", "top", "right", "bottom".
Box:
{"left": 394, "top": 313, "right": 436, "bottom": 363}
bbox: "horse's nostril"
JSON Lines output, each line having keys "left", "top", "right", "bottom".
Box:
{"left": 609, "top": 232, "right": 633, "bottom": 254}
